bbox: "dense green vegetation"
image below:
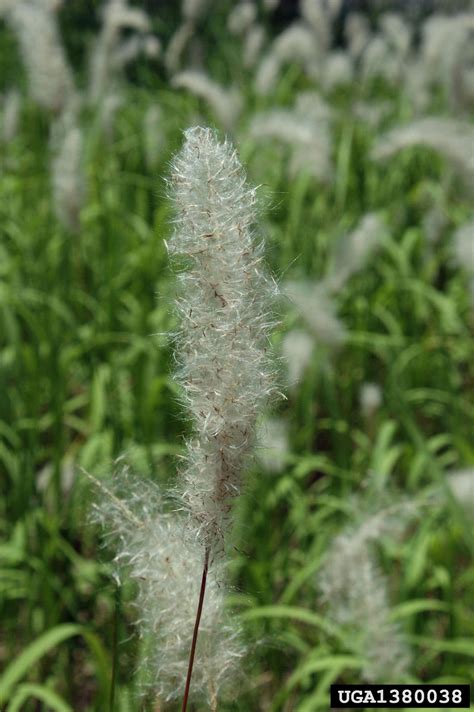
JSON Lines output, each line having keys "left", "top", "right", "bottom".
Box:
{"left": 0, "top": 1, "right": 473, "bottom": 710}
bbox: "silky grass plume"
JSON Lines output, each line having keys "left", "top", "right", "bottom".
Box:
{"left": 167, "top": 127, "right": 279, "bottom": 710}
{"left": 319, "top": 501, "right": 415, "bottom": 682}
{"left": 91, "top": 127, "right": 278, "bottom": 712}
{"left": 168, "top": 126, "right": 278, "bottom": 554}
{"left": 91, "top": 468, "right": 245, "bottom": 707}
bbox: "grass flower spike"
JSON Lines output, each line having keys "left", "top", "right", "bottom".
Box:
{"left": 319, "top": 503, "right": 415, "bottom": 682}
{"left": 168, "top": 127, "right": 278, "bottom": 553}
{"left": 5, "top": 0, "right": 74, "bottom": 112}
{"left": 92, "top": 470, "right": 244, "bottom": 706}
{"left": 171, "top": 72, "right": 242, "bottom": 131}
{"left": 50, "top": 121, "right": 86, "bottom": 233}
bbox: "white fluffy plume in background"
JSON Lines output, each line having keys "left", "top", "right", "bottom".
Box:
{"left": 227, "top": 1, "right": 257, "bottom": 36}
{"left": 255, "top": 22, "right": 320, "bottom": 95}
{"left": 281, "top": 328, "right": 315, "bottom": 387}
{"left": 359, "top": 382, "right": 382, "bottom": 419}
{"left": 284, "top": 281, "right": 347, "bottom": 348}
{"left": 1, "top": 89, "right": 21, "bottom": 144}
{"left": 325, "top": 213, "right": 386, "bottom": 293}
{"left": 249, "top": 92, "right": 333, "bottom": 182}
{"left": 165, "top": 0, "right": 209, "bottom": 74}
{"left": 171, "top": 72, "right": 242, "bottom": 131}
{"left": 421, "top": 13, "right": 474, "bottom": 112}
{"left": 372, "top": 118, "right": 474, "bottom": 191}
{"left": 319, "top": 503, "right": 415, "bottom": 682}
{"left": 3, "top": 0, "right": 74, "bottom": 112}
{"left": 257, "top": 417, "right": 289, "bottom": 474}
{"left": 447, "top": 469, "right": 474, "bottom": 519}
{"left": 452, "top": 220, "right": 474, "bottom": 276}
{"left": 143, "top": 104, "right": 164, "bottom": 170}
{"left": 50, "top": 115, "right": 86, "bottom": 233}
{"left": 88, "top": 0, "right": 155, "bottom": 103}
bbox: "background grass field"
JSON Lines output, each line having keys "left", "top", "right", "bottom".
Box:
{"left": 0, "top": 1, "right": 473, "bottom": 710}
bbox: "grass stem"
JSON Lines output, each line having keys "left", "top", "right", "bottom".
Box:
{"left": 181, "top": 546, "right": 210, "bottom": 712}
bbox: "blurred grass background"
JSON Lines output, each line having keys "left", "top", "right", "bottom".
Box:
{"left": 0, "top": 0, "right": 473, "bottom": 710}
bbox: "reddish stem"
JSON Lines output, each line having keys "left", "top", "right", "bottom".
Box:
{"left": 181, "top": 546, "right": 210, "bottom": 712}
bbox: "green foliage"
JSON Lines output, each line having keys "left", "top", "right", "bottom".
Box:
{"left": 0, "top": 7, "right": 473, "bottom": 711}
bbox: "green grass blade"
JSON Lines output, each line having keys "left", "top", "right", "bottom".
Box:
{"left": 7, "top": 683, "right": 73, "bottom": 712}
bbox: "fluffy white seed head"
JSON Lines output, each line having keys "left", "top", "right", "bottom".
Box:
{"left": 143, "top": 104, "right": 164, "bottom": 170}
{"left": 165, "top": 22, "right": 195, "bottom": 74}
{"left": 345, "top": 12, "right": 370, "bottom": 60}
{"left": 423, "top": 205, "right": 448, "bottom": 244}
{"left": 113, "top": 32, "right": 160, "bottom": 66}
{"left": 452, "top": 220, "right": 474, "bottom": 275}
{"left": 1, "top": 89, "right": 21, "bottom": 144}
{"left": 284, "top": 281, "right": 347, "bottom": 348}
{"left": 319, "top": 504, "right": 414, "bottom": 682}
{"left": 6, "top": 0, "right": 74, "bottom": 112}
{"left": 372, "top": 118, "right": 474, "bottom": 191}
{"left": 143, "top": 34, "right": 161, "bottom": 59}
{"left": 421, "top": 13, "right": 474, "bottom": 111}
{"left": 361, "top": 35, "right": 402, "bottom": 84}
{"left": 112, "top": 35, "right": 143, "bottom": 69}
{"left": 243, "top": 24, "right": 266, "bottom": 68}
{"left": 168, "top": 127, "right": 278, "bottom": 549}
{"left": 249, "top": 92, "right": 333, "bottom": 182}
{"left": 321, "top": 50, "right": 353, "bottom": 90}
{"left": 255, "top": 22, "right": 320, "bottom": 95}
{"left": 403, "top": 58, "right": 432, "bottom": 114}
{"left": 227, "top": 1, "right": 257, "bottom": 36}
{"left": 103, "top": 0, "right": 150, "bottom": 34}
{"left": 182, "top": 0, "right": 209, "bottom": 23}
{"left": 50, "top": 120, "right": 86, "bottom": 233}
{"left": 447, "top": 468, "right": 474, "bottom": 518}
{"left": 171, "top": 72, "right": 242, "bottom": 131}
{"left": 281, "top": 328, "right": 314, "bottom": 387}
{"left": 257, "top": 417, "right": 289, "bottom": 474}
{"left": 91, "top": 470, "right": 245, "bottom": 703}
{"left": 353, "top": 99, "right": 392, "bottom": 129}
{"left": 254, "top": 53, "right": 281, "bottom": 96}
{"left": 359, "top": 382, "right": 382, "bottom": 418}
{"left": 325, "top": 213, "right": 385, "bottom": 292}
{"left": 380, "top": 12, "right": 412, "bottom": 59}
{"left": 300, "top": 0, "right": 331, "bottom": 55}
{"left": 98, "top": 91, "right": 124, "bottom": 142}
{"left": 88, "top": 0, "right": 152, "bottom": 103}
{"left": 274, "top": 21, "right": 321, "bottom": 66}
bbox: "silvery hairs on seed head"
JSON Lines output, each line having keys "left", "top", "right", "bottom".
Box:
{"left": 167, "top": 127, "right": 279, "bottom": 553}
{"left": 91, "top": 468, "right": 245, "bottom": 704}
